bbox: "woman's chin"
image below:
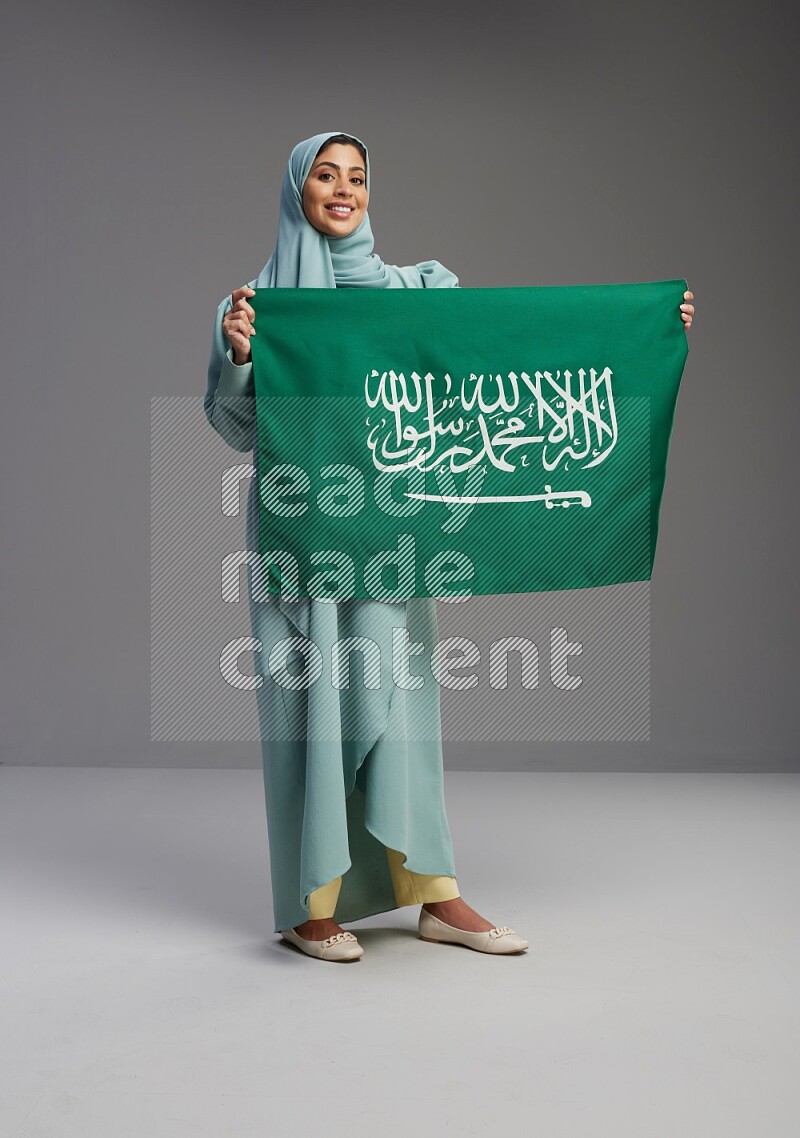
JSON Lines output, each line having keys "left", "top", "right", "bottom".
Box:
{"left": 322, "top": 225, "right": 356, "bottom": 239}
{"left": 316, "top": 213, "right": 359, "bottom": 238}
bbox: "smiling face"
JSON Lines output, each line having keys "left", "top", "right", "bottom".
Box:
{"left": 301, "top": 141, "right": 369, "bottom": 237}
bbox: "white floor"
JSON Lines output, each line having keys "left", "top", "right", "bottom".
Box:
{"left": 1, "top": 767, "right": 798, "bottom": 1137}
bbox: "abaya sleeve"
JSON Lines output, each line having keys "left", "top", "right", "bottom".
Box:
{"left": 204, "top": 294, "right": 257, "bottom": 453}
{"left": 204, "top": 347, "right": 255, "bottom": 453}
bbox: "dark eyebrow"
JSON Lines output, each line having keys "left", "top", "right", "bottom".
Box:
{"left": 313, "top": 160, "right": 366, "bottom": 175}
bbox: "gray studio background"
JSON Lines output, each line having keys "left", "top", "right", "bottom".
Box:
{"left": 2, "top": 0, "right": 796, "bottom": 771}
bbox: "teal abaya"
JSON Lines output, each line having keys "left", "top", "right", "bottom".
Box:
{"left": 204, "top": 131, "right": 460, "bottom": 932}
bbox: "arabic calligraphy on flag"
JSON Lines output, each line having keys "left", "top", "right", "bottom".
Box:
{"left": 365, "top": 363, "right": 619, "bottom": 509}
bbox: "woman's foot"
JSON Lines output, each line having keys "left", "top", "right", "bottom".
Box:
{"left": 281, "top": 919, "right": 363, "bottom": 961}
{"left": 418, "top": 903, "right": 528, "bottom": 954}
{"left": 292, "top": 916, "right": 346, "bottom": 941}
{"left": 421, "top": 896, "right": 495, "bottom": 933}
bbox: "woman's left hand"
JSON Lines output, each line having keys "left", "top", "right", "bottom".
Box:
{"left": 680, "top": 288, "right": 694, "bottom": 330}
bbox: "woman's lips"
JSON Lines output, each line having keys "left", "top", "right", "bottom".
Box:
{"left": 325, "top": 205, "right": 355, "bottom": 218}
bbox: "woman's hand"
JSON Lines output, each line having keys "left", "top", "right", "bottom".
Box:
{"left": 222, "top": 286, "right": 256, "bottom": 365}
{"left": 680, "top": 288, "right": 694, "bottom": 330}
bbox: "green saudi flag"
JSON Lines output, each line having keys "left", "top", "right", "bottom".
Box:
{"left": 249, "top": 280, "right": 688, "bottom": 601}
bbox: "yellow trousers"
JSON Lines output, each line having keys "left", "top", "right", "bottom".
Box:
{"left": 307, "top": 846, "right": 460, "bottom": 919}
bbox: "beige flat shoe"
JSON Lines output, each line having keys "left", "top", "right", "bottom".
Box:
{"left": 280, "top": 927, "right": 364, "bottom": 962}
{"left": 418, "top": 908, "right": 528, "bottom": 954}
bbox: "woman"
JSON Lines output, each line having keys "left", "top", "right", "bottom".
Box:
{"left": 204, "top": 131, "right": 695, "bottom": 963}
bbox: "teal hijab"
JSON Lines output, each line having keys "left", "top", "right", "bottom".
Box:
{"left": 209, "top": 130, "right": 459, "bottom": 380}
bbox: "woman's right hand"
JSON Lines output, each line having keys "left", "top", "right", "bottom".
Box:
{"left": 222, "top": 286, "right": 256, "bottom": 365}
